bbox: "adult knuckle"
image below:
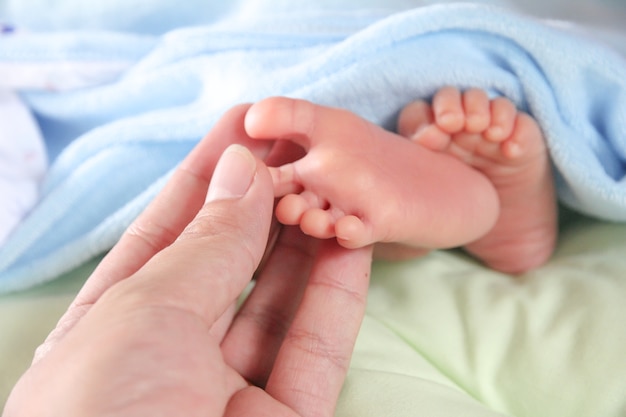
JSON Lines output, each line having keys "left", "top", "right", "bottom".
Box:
{"left": 126, "top": 219, "right": 179, "bottom": 252}
{"left": 311, "top": 270, "right": 367, "bottom": 306}
{"left": 286, "top": 328, "right": 351, "bottom": 372}
{"left": 181, "top": 210, "right": 261, "bottom": 272}
{"left": 181, "top": 210, "right": 241, "bottom": 239}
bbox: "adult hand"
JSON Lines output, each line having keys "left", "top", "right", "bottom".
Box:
{"left": 3, "top": 105, "right": 372, "bottom": 417}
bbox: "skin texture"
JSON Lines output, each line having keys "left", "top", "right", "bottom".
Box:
{"left": 245, "top": 96, "right": 500, "bottom": 252}
{"left": 399, "top": 87, "right": 557, "bottom": 273}
{"left": 245, "top": 89, "right": 556, "bottom": 273}
{"left": 4, "top": 105, "right": 372, "bottom": 417}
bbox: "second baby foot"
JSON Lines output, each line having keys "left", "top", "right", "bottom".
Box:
{"left": 244, "top": 97, "right": 499, "bottom": 251}
{"left": 398, "top": 87, "right": 557, "bottom": 273}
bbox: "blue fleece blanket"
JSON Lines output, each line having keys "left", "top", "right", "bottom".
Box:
{"left": 1, "top": 3, "right": 626, "bottom": 293}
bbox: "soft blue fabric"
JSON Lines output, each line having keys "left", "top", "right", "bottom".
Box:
{"left": 0, "top": 0, "right": 426, "bottom": 34}
{"left": 1, "top": 3, "right": 626, "bottom": 292}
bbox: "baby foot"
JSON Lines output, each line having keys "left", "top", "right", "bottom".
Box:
{"left": 245, "top": 97, "right": 499, "bottom": 251}
{"left": 398, "top": 87, "right": 557, "bottom": 273}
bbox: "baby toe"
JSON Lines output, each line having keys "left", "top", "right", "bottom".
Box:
{"left": 275, "top": 194, "right": 309, "bottom": 225}
{"left": 462, "top": 89, "right": 491, "bottom": 133}
{"left": 397, "top": 100, "right": 434, "bottom": 138}
{"left": 411, "top": 124, "right": 451, "bottom": 151}
{"left": 485, "top": 97, "right": 517, "bottom": 142}
{"left": 301, "top": 208, "right": 336, "bottom": 239}
{"left": 433, "top": 87, "right": 465, "bottom": 133}
{"left": 336, "top": 215, "right": 374, "bottom": 249}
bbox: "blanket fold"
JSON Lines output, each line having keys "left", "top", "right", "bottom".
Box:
{"left": 1, "top": 4, "right": 626, "bottom": 292}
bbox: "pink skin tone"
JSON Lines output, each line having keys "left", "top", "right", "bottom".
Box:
{"left": 244, "top": 87, "right": 557, "bottom": 274}
{"left": 244, "top": 95, "right": 500, "bottom": 257}
{"left": 5, "top": 106, "right": 372, "bottom": 417}
{"left": 398, "top": 87, "right": 557, "bottom": 273}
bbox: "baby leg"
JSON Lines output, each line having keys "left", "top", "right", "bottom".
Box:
{"left": 245, "top": 97, "right": 500, "bottom": 250}
{"left": 398, "top": 87, "right": 557, "bottom": 273}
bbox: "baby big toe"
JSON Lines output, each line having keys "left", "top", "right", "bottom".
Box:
{"left": 335, "top": 215, "right": 375, "bottom": 249}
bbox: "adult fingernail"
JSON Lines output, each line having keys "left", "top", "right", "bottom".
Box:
{"left": 206, "top": 144, "right": 256, "bottom": 202}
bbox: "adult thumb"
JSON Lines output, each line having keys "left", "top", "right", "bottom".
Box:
{"left": 111, "top": 144, "right": 275, "bottom": 325}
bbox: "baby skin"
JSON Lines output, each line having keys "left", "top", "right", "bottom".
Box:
{"left": 244, "top": 88, "right": 557, "bottom": 273}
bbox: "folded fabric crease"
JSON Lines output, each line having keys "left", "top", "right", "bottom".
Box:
{"left": 1, "top": 4, "right": 626, "bottom": 292}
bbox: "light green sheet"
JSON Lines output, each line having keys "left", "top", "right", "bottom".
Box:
{"left": 2, "top": 212, "right": 625, "bottom": 416}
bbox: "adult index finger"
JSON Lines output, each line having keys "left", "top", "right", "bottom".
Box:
{"left": 266, "top": 240, "right": 372, "bottom": 417}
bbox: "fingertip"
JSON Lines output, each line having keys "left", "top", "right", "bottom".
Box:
{"left": 205, "top": 144, "right": 257, "bottom": 203}
{"left": 203, "top": 144, "right": 274, "bottom": 221}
